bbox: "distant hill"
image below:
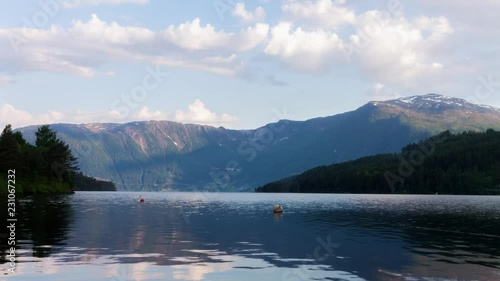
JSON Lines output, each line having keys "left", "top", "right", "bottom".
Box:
{"left": 256, "top": 130, "right": 500, "bottom": 195}
{"left": 16, "top": 94, "right": 500, "bottom": 191}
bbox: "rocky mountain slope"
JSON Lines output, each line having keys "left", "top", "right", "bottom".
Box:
{"left": 17, "top": 94, "right": 500, "bottom": 191}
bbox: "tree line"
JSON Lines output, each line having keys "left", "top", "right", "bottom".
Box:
{"left": 256, "top": 129, "right": 500, "bottom": 195}
{"left": 0, "top": 124, "right": 115, "bottom": 194}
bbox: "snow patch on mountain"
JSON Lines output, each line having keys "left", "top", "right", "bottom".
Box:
{"left": 373, "top": 94, "right": 500, "bottom": 113}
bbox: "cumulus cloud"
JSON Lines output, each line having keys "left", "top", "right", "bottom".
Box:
{"left": 346, "top": 11, "right": 453, "bottom": 88}
{"left": 175, "top": 99, "right": 237, "bottom": 127}
{"left": 131, "top": 106, "right": 167, "bottom": 121}
{"left": 0, "top": 0, "right": 496, "bottom": 100}
{"left": 38, "top": 110, "right": 66, "bottom": 124}
{"left": 264, "top": 22, "right": 344, "bottom": 72}
{"left": 63, "top": 0, "right": 149, "bottom": 8}
{"left": 233, "top": 3, "right": 266, "bottom": 23}
{"left": 0, "top": 14, "right": 269, "bottom": 78}
{"left": 163, "top": 18, "right": 269, "bottom": 52}
{"left": 108, "top": 106, "right": 171, "bottom": 123}
{"left": 0, "top": 104, "right": 32, "bottom": 127}
{"left": 0, "top": 104, "right": 64, "bottom": 128}
{"left": 373, "top": 82, "right": 385, "bottom": 94}
{"left": 364, "top": 82, "right": 401, "bottom": 101}
{"left": 415, "top": 1, "right": 500, "bottom": 36}
{"left": 261, "top": 1, "right": 457, "bottom": 91}
{"left": 282, "top": 0, "right": 356, "bottom": 29}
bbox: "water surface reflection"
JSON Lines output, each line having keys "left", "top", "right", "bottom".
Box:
{"left": 2, "top": 193, "right": 500, "bottom": 280}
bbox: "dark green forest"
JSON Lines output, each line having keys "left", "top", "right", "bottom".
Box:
{"left": 74, "top": 172, "right": 117, "bottom": 191}
{"left": 256, "top": 130, "right": 500, "bottom": 195}
{"left": 0, "top": 124, "right": 115, "bottom": 194}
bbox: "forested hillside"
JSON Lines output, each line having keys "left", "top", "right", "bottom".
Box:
{"left": 256, "top": 130, "right": 500, "bottom": 195}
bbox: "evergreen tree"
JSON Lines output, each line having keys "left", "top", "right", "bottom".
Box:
{"left": 1, "top": 124, "right": 113, "bottom": 194}
{"left": 35, "top": 125, "right": 79, "bottom": 181}
{"left": 0, "top": 124, "right": 21, "bottom": 172}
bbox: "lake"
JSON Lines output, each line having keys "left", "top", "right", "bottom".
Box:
{"left": 2, "top": 192, "right": 500, "bottom": 281}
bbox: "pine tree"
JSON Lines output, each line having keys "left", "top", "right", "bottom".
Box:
{"left": 0, "top": 124, "right": 21, "bottom": 172}
{"left": 35, "top": 125, "right": 79, "bottom": 181}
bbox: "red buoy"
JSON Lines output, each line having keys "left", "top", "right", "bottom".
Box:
{"left": 140, "top": 198, "right": 145, "bottom": 203}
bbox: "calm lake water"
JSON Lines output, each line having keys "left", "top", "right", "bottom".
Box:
{"left": 2, "top": 192, "right": 500, "bottom": 281}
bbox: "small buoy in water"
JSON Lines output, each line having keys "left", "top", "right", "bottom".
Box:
{"left": 140, "top": 198, "right": 145, "bottom": 203}
{"left": 273, "top": 204, "right": 283, "bottom": 214}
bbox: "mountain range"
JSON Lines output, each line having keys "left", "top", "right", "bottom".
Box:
{"left": 17, "top": 94, "right": 500, "bottom": 191}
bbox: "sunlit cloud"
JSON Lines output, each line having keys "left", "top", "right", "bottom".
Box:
{"left": 175, "top": 99, "right": 238, "bottom": 127}
{"left": 233, "top": 3, "right": 266, "bottom": 23}
{"left": 0, "top": 14, "right": 268, "bottom": 78}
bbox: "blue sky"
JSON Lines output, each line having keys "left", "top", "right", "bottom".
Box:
{"left": 1, "top": 0, "right": 499, "bottom": 129}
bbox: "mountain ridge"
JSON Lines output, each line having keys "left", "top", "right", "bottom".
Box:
{"left": 15, "top": 94, "right": 500, "bottom": 191}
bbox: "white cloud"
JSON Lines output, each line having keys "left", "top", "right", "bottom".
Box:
{"left": 233, "top": 3, "right": 266, "bottom": 23}
{"left": 264, "top": 3, "right": 457, "bottom": 90}
{"left": 282, "top": 0, "right": 356, "bottom": 29}
{"left": 107, "top": 107, "right": 170, "bottom": 123}
{"left": 415, "top": 1, "right": 500, "bottom": 36}
{"left": 163, "top": 18, "right": 269, "bottom": 52}
{"left": 364, "top": 82, "right": 402, "bottom": 101}
{"left": 131, "top": 106, "right": 167, "bottom": 121}
{"left": 347, "top": 10, "right": 453, "bottom": 88}
{"left": 0, "top": 1, "right": 496, "bottom": 100}
{"left": 0, "top": 104, "right": 64, "bottom": 128}
{"left": 264, "top": 22, "right": 344, "bottom": 72}
{"left": 63, "top": 0, "right": 149, "bottom": 8}
{"left": 38, "top": 110, "right": 65, "bottom": 124}
{"left": 0, "top": 104, "right": 32, "bottom": 128}
{"left": 374, "top": 82, "right": 384, "bottom": 93}
{"left": 0, "top": 15, "right": 268, "bottom": 78}
{"left": 175, "top": 99, "right": 237, "bottom": 127}
{"left": 0, "top": 103, "right": 172, "bottom": 129}
{"left": 70, "top": 14, "right": 155, "bottom": 44}
{"left": 0, "top": 74, "right": 14, "bottom": 86}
